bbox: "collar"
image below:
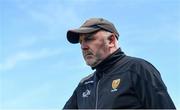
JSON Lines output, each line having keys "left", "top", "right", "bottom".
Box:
{"left": 92, "top": 48, "right": 125, "bottom": 73}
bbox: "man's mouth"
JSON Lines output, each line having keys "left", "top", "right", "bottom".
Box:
{"left": 83, "top": 52, "right": 94, "bottom": 58}
{"left": 85, "top": 54, "right": 93, "bottom": 57}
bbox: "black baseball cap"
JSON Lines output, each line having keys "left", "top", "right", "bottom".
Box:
{"left": 67, "top": 18, "right": 119, "bottom": 44}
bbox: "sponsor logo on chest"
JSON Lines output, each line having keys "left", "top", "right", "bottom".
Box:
{"left": 82, "top": 89, "right": 91, "bottom": 98}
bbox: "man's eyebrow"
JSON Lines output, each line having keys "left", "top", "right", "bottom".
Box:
{"left": 85, "top": 34, "right": 93, "bottom": 38}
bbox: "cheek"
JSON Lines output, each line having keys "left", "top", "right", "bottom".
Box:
{"left": 89, "top": 40, "right": 109, "bottom": 55}
{"left": 95, "top": 44, "right": 109, "bottom": 56}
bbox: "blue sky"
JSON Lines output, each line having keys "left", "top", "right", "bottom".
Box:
{"left": 0, "top": 0, "right": 180, "bottom": 109}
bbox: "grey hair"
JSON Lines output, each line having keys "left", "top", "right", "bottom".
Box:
{"left": 101, "top": 30, "right": 119, "bottom": 47}
{"left": 101, "top": 30, "right": 112, "bottom": 38}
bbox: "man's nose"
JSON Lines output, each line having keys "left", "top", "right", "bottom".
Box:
{"left": 81, "top": 41, "right": 89, "bottom": 50}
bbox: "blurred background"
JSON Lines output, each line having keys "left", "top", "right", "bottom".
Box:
{"left": 0, "top": 0, "right": 180, "bottom": 109}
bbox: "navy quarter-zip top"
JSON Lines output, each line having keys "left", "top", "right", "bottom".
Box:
{"left": 63, "top": 48, "right": 176, "bottom": 109}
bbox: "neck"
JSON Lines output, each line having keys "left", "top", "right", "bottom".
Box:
{"left": 110, "top": 47, "right": 118, "bottom": 54}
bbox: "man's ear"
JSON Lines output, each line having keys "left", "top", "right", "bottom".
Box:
{"left": 108, "top": 34, "right": 116, "bottom": 48}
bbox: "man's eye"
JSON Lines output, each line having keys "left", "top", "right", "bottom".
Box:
{"left": 84, "top": 37, "right": 93, "bottom": 42}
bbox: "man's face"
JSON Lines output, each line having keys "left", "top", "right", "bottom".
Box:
{"left": 79, "top": 31, "right": 112, "bottom": 67}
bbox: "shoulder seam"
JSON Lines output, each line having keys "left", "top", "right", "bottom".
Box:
{"left": 80, "top": 73, "right": 94, "bottom": 84}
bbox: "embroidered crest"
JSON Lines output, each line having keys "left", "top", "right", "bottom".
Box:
{"left": 111, "top": 79, "right": 120, "bottom": 92}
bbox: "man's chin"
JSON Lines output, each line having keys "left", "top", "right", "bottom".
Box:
{"left": 86, "top": 62, "right": 94, "bottom": 67}
{"left": 85, "top": 60, "right": 101, "bottom": 67}
{"left": 85, "top": 60, "right": 96, "bottom": 67}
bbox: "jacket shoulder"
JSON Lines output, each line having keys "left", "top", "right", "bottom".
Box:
{"left": 125, "top": 56, "right": 160, "bottom": 76}
{"left": 126, "top": 56, "right": 148, "bottom": 63}
{"left": 124, "top": 56, "right": 154, "bottom": 69}
{"left": 79, "top": 72, "right": 94, "bottom": 84}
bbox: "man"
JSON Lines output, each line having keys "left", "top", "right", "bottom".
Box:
{"left": 63, "top": 18, "right": 176, "bottom": 109}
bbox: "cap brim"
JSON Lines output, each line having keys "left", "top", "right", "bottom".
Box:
{"left": 67, "top": 27, "right": 100, "bottom": 44}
